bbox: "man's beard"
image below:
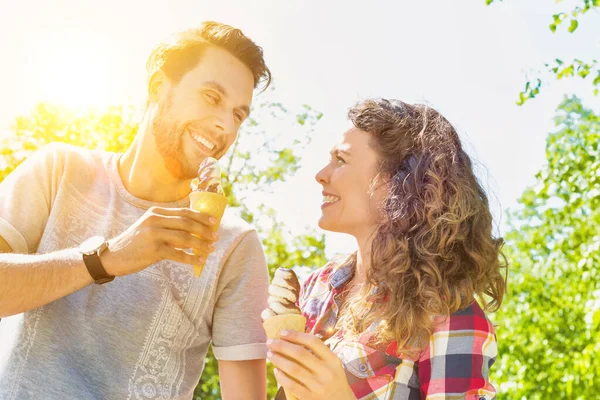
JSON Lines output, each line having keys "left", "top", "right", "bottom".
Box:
{"left": 151, "top": 98, "right": 197, "bottom": 180}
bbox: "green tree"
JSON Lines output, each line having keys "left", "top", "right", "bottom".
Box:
{"left": 0, "top": 91, "right": 327, "bottom": 400}
{"left": 491, "top": 96, "right": 600, "bottom": 398}
{"left": 486, "top": 0, "right": 600, "bottom": 104}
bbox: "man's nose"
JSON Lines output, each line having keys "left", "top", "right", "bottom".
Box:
{"left": 212, "top": 111, "right": 236, "bottom": 135}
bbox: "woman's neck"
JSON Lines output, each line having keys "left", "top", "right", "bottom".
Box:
{"left": 353, "top": 226, "right": 377, "bottom": 284}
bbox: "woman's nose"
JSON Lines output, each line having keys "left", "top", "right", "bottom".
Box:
{"left": 315, "top": 165, "right": 329, "bottom": 184}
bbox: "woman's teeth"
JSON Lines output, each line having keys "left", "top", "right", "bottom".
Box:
{"left": 323, "top": 195, "right": 340, "bottom": 204}
{"left": 189, "top": 130, "right": 216, "bottom": 150}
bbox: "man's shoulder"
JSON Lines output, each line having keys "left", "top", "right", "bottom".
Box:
{"left": 219, "top": 209, "right": 255, "bottom": 239}
{"left": 24, "top": 142, "right": 114, "bottom": 177}
{"left": 217, "top": 210, "right": 265, "bottom": 257}
{"left": 40, "top": 142, "right": 112, "bottom": 163}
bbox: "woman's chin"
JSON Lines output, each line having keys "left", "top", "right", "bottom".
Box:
{"left": 317, "top": 217, "right": 343, "bottom": 233}
{"left": 317, "top": 216, "right": 332, "bottom": 231}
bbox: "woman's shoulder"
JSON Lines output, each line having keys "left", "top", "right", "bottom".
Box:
{"left": 416, "top": 300, "right": 498, "bottom": 363}
{"left": 432, "top": 300, "right": 496, "bottom": 336}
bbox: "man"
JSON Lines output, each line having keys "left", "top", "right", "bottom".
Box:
{"left": 0, "top": 21, "right": 271, "bottom": 399}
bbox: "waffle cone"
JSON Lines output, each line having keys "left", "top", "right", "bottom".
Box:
{"left": 262, "top": 314, "right": 306, "bottom": 339}
{"left": 263, "top": 314, "right": 306, "bottom": 400}
{"left": 189, "top": 191, "right": 228, "bottom": 277}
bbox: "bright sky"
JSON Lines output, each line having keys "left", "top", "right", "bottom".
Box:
{"left": 0, "top": 0, "right": 599, "bottom": 257}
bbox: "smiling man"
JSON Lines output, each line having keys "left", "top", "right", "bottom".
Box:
{"left": 0, "top": 22, "right": 271, "bottom": 399}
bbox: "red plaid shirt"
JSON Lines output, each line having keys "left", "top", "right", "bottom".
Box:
{"left": 298, "top": 259, "right": 498, "bottom": 400}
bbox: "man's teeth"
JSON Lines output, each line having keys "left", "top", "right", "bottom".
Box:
{"left": 323, "top": 195, "right": 340, "bottom": 203}
{"left": 190, "top": 131, "right": 216, "bottom": 150}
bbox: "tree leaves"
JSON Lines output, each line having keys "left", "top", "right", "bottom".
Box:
{"left": 485, "top": 0, "right": 600, "bottom": 105}
{"left": 491, "top": 96, "right": 600, "bottom": 398}
{"left": 568, "top": 19, "right": 579, "bottom": 33}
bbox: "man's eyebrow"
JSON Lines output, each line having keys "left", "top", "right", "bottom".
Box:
{"left": 203, "top": 81, "right": 228, "bottom": 95}
{"left": 202, "top": 81, "right": 251, "bottom": 116}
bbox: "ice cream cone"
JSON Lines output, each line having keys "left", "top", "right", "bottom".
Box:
{"left": 263, "top": 314, "right": 307, "bottom": 339}
{"left": 189, "top": 191, "right": 228, "bottom": 277}
{"left": 263, "top": 314, "right": 306, "bottom": 400}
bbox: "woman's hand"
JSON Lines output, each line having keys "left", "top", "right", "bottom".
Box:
{"left": 266, "top": 330, "right": 356, "bottom": 400}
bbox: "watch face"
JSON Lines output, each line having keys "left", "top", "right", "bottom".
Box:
{"left": 80, "top": 236, "right": 106, "bottom": 255}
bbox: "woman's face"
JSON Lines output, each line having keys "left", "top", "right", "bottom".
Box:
{"left": 315, "top": 127, "right": 387, "bottom": 238}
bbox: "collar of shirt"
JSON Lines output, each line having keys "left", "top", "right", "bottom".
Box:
{"left": 327, "top": 260, "right": 381, "bottom": 301}
{"left": 329, "top": 262, "right": 355, "bottom": 291}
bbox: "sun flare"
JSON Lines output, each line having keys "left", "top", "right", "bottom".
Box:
{"left": 21, "top": 35, "right": 115, "bottom": 109}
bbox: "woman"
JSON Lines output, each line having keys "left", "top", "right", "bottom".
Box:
{"left": 266, "top": 98, "right": 507, "bottom": 400}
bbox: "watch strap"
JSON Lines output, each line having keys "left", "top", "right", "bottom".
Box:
{"left": 83, "top": 242, "right": 114, "bottom": 285}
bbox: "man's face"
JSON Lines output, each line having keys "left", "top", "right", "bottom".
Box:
{"left": 151, "top": 45, "right": 254, "bottom": 180}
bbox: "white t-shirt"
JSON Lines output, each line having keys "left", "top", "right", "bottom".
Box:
{"left": 0, "top": 143, "right": 269, "bottom": 400}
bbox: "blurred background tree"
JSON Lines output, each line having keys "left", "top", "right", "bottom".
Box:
{"left": 487, "top": 0, "right": 600, "bottom": 104}
{"left": 0, "top": 89, "right": 327, "bottom": 400}
{"left": 492, "top": 96, "right": 599, "bottom": 398}
{"left": 485, "top": 0, "right": 600, "bottom": 398}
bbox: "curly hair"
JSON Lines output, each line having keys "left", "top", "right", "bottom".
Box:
{"left": 336, "top": 98, "right": 507, "bottom": 354}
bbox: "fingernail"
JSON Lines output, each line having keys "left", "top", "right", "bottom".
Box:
{"left": 273, "top": 368, "right": 279, "bottom": 375}
{"left": 212, "top": 232, "right": 219, "bottom": 240}
{"left": 209, "top": 217, "right": 218, "bottom": 225}
{"left": 267, "top": 351, "right": 273, "bottom": 358}
{"left": 280, "top": 330, "right": 289, "bottom": 336}
{"left": 208, "top": 244, "right": 215, "bottom": 251}
{"left": 266, "top": 339, "right": 273, "bottom": 345}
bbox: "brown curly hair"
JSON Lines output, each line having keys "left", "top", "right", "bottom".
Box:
{"left": 336, "top": 98, "right": 507, "bottom": 354}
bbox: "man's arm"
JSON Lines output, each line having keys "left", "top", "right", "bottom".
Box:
{"left": 211, "top": 229, "right": 270, "bottom": 399}
{"left": 0, "top": 237, "right": 94, "bottom": 318}
{"left": 0, "top": 207, "right": 218, "bottom": 318}
{"left": 219, "top": 359, "right": 266, "bottom": 400}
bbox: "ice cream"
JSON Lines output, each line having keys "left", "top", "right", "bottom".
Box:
{"left": 190, "top": 157, "right": 225, "bottom": 195}
{"left": 262, "top": 268, "right": 306, "bottom": 400}
{"left": 261, "top": 268, "right": 303, "bottom": 321}
{"left": 189, "top": 157, "right": 228, "bottom": 277}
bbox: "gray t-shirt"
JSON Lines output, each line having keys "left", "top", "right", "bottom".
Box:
{"left": 0, "top": 143, "right": 269, "bottom": 400}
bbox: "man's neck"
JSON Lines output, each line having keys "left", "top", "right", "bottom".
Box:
{"left": 118, "top": 117, "right": 192, "bottom": 204}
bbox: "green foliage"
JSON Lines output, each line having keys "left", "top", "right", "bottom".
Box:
{"left": 0, "top": 103, "right": 139, "bottom": 181}
{"left": 487, "top": 0, "right": 599, "bottom": 33}
{"left": 486, "top": 0, "right": 600, "bottom": 105}
{"left": 518, "top": 59, "right": 600, "bottom": 106}
{"left": 491, "top": 96, "right": 600, "bottom": 398}
{"left": 0, "top": 92, "right": 327, "bottom": 400}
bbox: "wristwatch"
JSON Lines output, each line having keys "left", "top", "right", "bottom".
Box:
{"left": 79, "top": 235, "right": 115, "bottom": 285}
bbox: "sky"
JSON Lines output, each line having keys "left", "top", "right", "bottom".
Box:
{"left": 0, "top": 0, "right": 599, "bottom": 257}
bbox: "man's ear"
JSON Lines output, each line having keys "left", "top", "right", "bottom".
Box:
{"left": 148, "top": 70, "right": 167, "bottom": 103}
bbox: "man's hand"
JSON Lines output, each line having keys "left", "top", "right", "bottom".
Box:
{"left": 102, "top": 206, "right": 219, "bottom": 277}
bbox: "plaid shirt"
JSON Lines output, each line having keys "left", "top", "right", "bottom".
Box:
{"left": 298, "top": 259, "right": 498, "bottom": 400}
